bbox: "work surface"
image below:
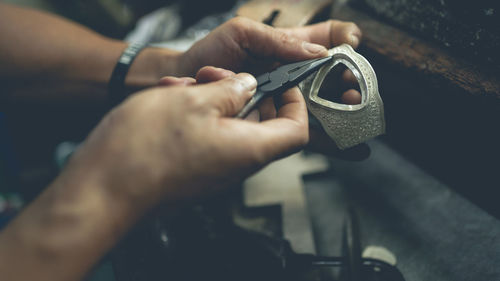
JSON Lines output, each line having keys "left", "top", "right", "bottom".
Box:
{"left": 305, "top": 140, "right": 500, "bottom": 281}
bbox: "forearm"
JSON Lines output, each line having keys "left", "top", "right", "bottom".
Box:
{"left": 0, "top": 3, "right": 181, "bottom": 109}
{"left": 0, "top": 159, "right": 137, "bottom": 281}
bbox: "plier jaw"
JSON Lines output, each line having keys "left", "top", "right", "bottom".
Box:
{"left": 236, "top": 56, "right": 333, "bottom": 118}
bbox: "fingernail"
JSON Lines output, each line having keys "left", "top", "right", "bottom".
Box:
{"left": 303, "top": 42, "right": 327, "bottom": 54}
{"left": 157, "top": 76, "right": 180, "bottom": 86}
{"left": 350, "top": 34, "right": 360, "bottom": 47}
{"left": 235, "top": 73, "right": 257, "bottom": 90}
{"left": 216, "top": 67, "right": 236, "bottom": 77}
{"left": 180, "top": 77, "right": 196, "bottom": 85}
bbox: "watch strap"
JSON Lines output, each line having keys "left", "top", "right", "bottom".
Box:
{"left": 108, "top": 42, "right": 148, "bottom": 107}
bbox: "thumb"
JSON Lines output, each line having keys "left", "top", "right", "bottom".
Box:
{"left": 202, "top": 73, "right": 257, "bottom": 117}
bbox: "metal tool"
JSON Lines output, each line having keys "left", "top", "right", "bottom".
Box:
{"left": 236, "top": 44, "right": 385, "bottom": 150}
{"left": 235, "top": 56, "right": 333, "bottom": 119}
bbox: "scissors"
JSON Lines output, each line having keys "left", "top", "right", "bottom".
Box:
{"left": 235, "top": 56, "right": 333, "bottom": 118}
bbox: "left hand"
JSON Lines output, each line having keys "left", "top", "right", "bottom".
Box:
{"left": 170, "top": 17, "right": 363, "bottom": 116}
{"left": 176, "top": 17, "right": 362, "bottom": 77}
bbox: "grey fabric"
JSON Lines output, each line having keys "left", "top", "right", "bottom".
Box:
{"left": 304, "top": 140, "right": 500, "bottom": 281}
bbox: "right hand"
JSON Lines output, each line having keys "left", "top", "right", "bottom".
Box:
{"left": 63, "top": 71, "right": 309, "bottom": 213}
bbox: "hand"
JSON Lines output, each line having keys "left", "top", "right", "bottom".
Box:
{"left": 0, "top": 70, "right": 307, "bottom": 281}
{"left": 66, "top": 71, "right": 308, "bottom": 214}
{"left": 174, "top": 17, "right": 367, "bottom": 158}
{"left": 177, "top": 17, "right": 362, "bottom": 77}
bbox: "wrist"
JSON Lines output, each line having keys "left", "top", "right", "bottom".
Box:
{"left": 0, "top": 161, "right": 132, "bottom": 281}
{"left": 28, "top": 166, "right": 129, "bottom": 249}
{"left": 125, "top": 45, "right": 183, "bottom": 90}
{"left": 57, "top": 151, "right": 145, "bottom": 231}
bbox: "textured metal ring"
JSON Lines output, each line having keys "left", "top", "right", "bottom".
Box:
{"left": 299, "top": 44, "right": 386, "bottom": 149}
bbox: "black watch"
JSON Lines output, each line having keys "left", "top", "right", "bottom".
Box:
{"left": 108, "top": 42, "right": 148, "bottom": 107}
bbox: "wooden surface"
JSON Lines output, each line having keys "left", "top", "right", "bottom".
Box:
{"left": 332, "top": 5, "right": 500, "bottom": 100}
{"left": 237, "top": 0, "right": 331, "bottom": 27}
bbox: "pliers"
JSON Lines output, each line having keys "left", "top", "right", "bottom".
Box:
{"left": 236, "top": 56, "right": 333, "bottom": 118}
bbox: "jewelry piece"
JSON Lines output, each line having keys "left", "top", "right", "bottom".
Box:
{"left": 299, "top": 44, "right": 386, "bottom": 150}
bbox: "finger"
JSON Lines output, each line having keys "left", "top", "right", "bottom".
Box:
{"left": 274, "top": 87, "right": 307, "bottom": 120}
{"left": 202, "top": 73, "right": 257, "bottom": 117}
{"left": 279, "top": 20, "right": 362, "bottom": 49}
{"left": 158, "top": 76, "right": 196, "bottom": 86}
{"left": 196, "top": 66, "right": 235, "bottom": 84}
{"left": 258, "top": 97, "right": 277, "bottom": 121}
{"left": 342, "top": 69, "right": 358, "bottom": 86}
{"left": 251, "top": 87, "right": 309, "bottom": 157}
{"left": 245, "top": 109, "right": 260, "bottom": 122}
{"left": 229, "top": 17, "right": 328, "bottom": 62}
{"left": 341, "top": 89, "right": 362, "bottom": 105}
